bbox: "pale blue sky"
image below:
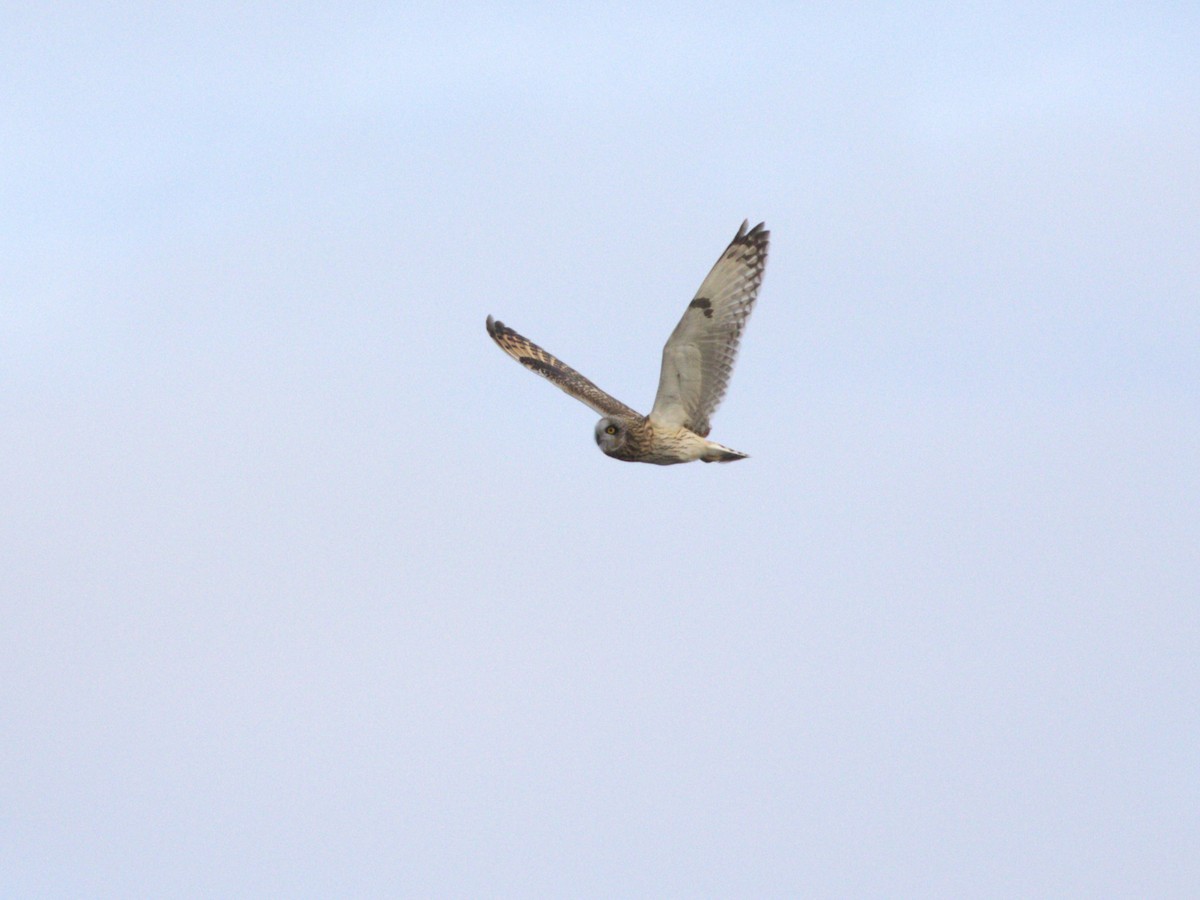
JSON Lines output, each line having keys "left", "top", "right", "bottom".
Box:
{"left": 3, "top": 3, "right": 1198, "bottom": 896}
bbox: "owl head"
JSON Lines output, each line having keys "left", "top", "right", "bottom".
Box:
{"left": 594, "top": 417, "right": 629, "bottom": 457}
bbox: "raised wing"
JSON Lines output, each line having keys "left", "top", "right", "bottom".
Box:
{"left": 486, "top": 315, "right": 641, "bottom": 419}
{"left": 649, "top": 220, "right": 768, "bottom": 436}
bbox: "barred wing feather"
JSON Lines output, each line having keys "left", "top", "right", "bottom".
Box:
{"left": 485, "top": 316, "right": 640, "bottom": 420}
{"left": 649, "top": 220, "right": 769, "bottom": 437}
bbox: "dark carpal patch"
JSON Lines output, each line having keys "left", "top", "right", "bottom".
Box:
{"left": 689, "top": 297, "right": 714, "bottom": 318}
{"left": 521, "top": 357, "right": 559, "bottom": 376}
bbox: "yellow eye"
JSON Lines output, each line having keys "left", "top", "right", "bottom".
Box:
{"left": 605, "top": 425, "right": 617, "bottom": 435}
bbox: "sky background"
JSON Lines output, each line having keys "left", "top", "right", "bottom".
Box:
{"left": 3, "top": 3, "right": 1198, "bottom": 896}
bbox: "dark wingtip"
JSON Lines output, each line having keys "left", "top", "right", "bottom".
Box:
{"left": 734, "top": 220, "right": 769, "bottom": 244}
{"left": 486, "top": 314, "right": 499, "bottom": 336}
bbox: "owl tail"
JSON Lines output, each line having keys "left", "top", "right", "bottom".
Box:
{"left": 700, "top": 440, "right": 749, "bottom": 463}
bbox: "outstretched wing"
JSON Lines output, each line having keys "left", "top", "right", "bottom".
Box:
{"left": 649, "top": 220, "right": 769, "bottom": 437}
{"left": 486, "top": 315, "right": 641, "bottom": 419}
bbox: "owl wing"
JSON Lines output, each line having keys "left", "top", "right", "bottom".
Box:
{"left": 486, "top": 316, "right": 641, "bottom": 419}
{"left": 649, "top": 220, "right": 769, "bottom": 437}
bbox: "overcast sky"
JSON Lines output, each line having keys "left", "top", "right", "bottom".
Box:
{"left": 3, "top": 3, "right": 1198, "bottom": 896}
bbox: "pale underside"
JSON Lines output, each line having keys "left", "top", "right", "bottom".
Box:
{"left": 649, "top": 220, "right": 768, "bottom": 437}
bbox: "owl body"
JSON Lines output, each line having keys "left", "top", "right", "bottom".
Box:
{"left": 594, "top": 416, "right": 747, "bottom": 465}
{"left": 487, "top": 220, "right": 768, "bottom": 465}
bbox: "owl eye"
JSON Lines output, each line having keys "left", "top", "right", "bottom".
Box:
{"left": 605, "top": 425, "right": 617, "bottom": 435}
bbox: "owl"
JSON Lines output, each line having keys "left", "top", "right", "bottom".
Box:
{"left": 486, "top": 220, "right": 768, "bottom": 464}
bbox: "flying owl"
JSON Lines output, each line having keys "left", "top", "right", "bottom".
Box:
{"left": 486, "top": 220, "right": 769, "bottom": 464}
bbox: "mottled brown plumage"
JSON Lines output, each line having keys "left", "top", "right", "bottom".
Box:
{"left": 485, "top": 317, "right": 639, "bottom": 420}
